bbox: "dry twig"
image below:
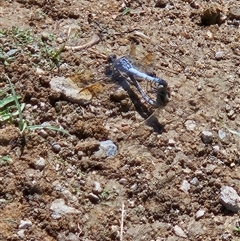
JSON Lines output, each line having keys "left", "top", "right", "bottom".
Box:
{"left": 64, "top": 33, "right": 100, "bottom": 51}
{"left": 120, "top": 202, "right": 125, "bottom": 241}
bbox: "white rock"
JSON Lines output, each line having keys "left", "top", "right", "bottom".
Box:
{"left": 180, "top": 180, "right": 191, "bottom": 193}
{"left": 218, "top": 130, "right": 226, "bottom": 139}
{"left": 50, "top": 199, "right": 81, "bottom": 219}
{"left": 213, "top": 145, "right": 220, "bottom": 153}
{"left": 50, "top": 76, "right": 94, "bottom": 104}
{"left": 36, "top": 67, "right": 45, "bottom": 76}
{"left": 184, "top": 120, "right": 196, "bottom": 131}
{"left": 92, "top": 181, "right": 103, "bottom": 194}
{"left": 220, "top": 186, "right": 240, "bottom": 212}
{"left": 215, "top": 51, "right": 224, "bottom": 60}
{"left": 190, "top": 177, "right": 199, "bottom": 185}
{"left": 195, "top": 209, "right": 205, "bottom": 219}
{"left": 173, "top": 225, "right": 187, "bottom": 238}
{"left": 17, "top": 229, "right": 25, "bottom": 238}
{"left": 168, "top": 138, "right": 175, "bottom": 146}
{"left": 19, "top": 219, "right": 32, "bottom": 229}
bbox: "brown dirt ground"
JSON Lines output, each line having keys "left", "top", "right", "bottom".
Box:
{"left": 0, "top": 0, "right": 240, "bottom": 240}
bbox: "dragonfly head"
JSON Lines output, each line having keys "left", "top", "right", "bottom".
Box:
{"left": 156, "top": 78, "right": 168, "bottom": 88}
{"left": 107, "top": 54, "right": 117, "bottom": 63}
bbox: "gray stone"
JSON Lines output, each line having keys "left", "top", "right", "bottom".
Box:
{"left": 220, "top": 186, "right": 240, "bottom": 212}
{"left": 173, "top": 225, "right": 187, "bottom": 238}
{"left": 18, "top": 219, "right": 32, "bottom": 229}
{"left": 88, "top": 193, "right": 100, "bottom": 203}
{"left": 201, "top": 131, "right": 213, "bottom": 144}
{"left": 215, "top": 51, "right": 224, "bottom": 60}
{"left": 33, "top": 157, "right": 45, "bottom": 170}
{"left": 99, "top": 140, "right": 118, "bottom": 157}
{"left": 190, "top": 177, "right": 199, "bottom": 186}
{"left": 50, "top": 199, "right": 80, "bottom": 219}
{"left": 52, "top": 143, "right": 61, "bottom": 153}
{"left": 184, "top": 120, "right": 196, "bottom": 131}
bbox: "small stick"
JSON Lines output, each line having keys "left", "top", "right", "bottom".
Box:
{"left": 64, "top": 34, "right": 100, "bottom": 51}
{"left": 120, "top": 202, "right": 125, "bottom": 241}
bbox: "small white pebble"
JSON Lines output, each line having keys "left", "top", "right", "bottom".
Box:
{"left": 190, "top": 177, "right": 199, "bottom": 185}
{"left": 215, "top": 51, "right": 224, "bottom": 60}
{"left": 173, "top": 225, "right": 187, "bottom": 238}
{"left": 19, "top": 219, "right": 32, "bottom": 229}
{"left": 196, "top": 209, "right": 205, "bottom": 219}
{"left": 180, "top": 180, "right": 191, "bottom": 193}
{"left": 184, "top": 120, "right": 196, "bottom": 131}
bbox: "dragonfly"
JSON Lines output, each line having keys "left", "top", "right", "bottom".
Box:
{"left": 107, "top": 52, "right": 168, "bottom": 107}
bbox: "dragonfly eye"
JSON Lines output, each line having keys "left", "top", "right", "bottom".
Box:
{"left": 107, "top": 54, "right": 117, "bottom": 63}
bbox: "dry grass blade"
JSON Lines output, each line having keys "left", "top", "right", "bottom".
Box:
{"left": 64, "top": 34, "right": 100, "bottom": 51}
{"left": 120, "top": 202, "right": 125, "bottom": 241}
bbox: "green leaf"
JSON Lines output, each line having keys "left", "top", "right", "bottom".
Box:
{"left": 27, "top": 125, "right": 70, "bottom": 135}
{"left": 1, "top": 156, "right": 12, "bottom": 163}
{"left": 225, "top": 125, "right": 240, "bottom": 137}
{"left": 0, "top": 95, "right": 21, "bottom": 109}
{"left": 122, "top": 7, "right": 131, "bottom": 15}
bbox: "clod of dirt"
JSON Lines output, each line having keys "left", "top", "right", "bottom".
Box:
{"left": 229, "top": 6, "right": 240, "bottom": 20}
{"left": 201, "top": 6, "right": 222, "bottom": 26}
{"left": 0, "top": 125, "right": 21, "bottom": 145}
{"left": 155, "top": 0, "right": 168, "bottom": 8}
{"left": 75, "top": 140, "right": 100, "bottom": 155}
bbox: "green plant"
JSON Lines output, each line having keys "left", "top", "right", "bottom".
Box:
{"left": 122, "top": 7, "right": 131, "bottom": 15}
{"left": 11, "top": 26, "right": 33, "bottom": 45}
{"left": 99, "top": 189, "right": 110, "bottom": 201}
{"left": 3, "top": 74, "right": 69, "bottom": 136}
{"left": 99, "top": 189, "right": 117, "bottom": 202}
{"left": 234, "top": 226, "right": 240, "bottom": 237}
{"left": 0, "top": 155, "right": 12, "bottom": 164}
{"left": 0, "top": 94, "right": 24, "bottom": 122}
{"left": 0, "top": 49, "right": 15, "bottom": 65}
{"left": 225, "top": 125, "right": 240, "bottom": 137}
{"left": 0, "top": 27, "right": 64, "bottom": 70}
